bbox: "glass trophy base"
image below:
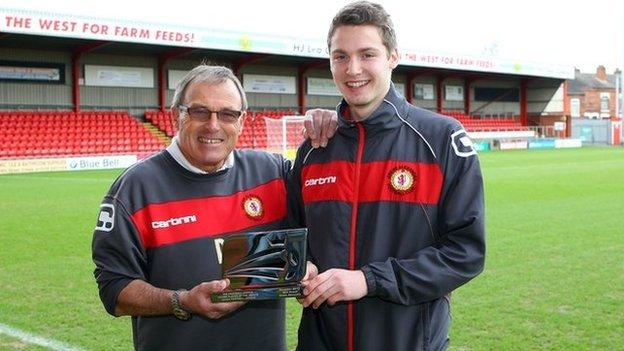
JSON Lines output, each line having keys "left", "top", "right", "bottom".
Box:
{"left": 211, "top": 284, "right": 303, "bottom": 302}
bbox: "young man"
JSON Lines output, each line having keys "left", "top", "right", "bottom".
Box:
{"left": 289, "top": 2, "right": 486, "bottom": 350}
{"left": 92, "top": 65, "right": 335, "bottom": 350}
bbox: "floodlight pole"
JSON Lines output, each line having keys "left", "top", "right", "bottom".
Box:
{"left": 618, "top": 71, "right": 623, "bottom": 145}
{"left": 616, "top": 72, "right": 619, "bottom": 120}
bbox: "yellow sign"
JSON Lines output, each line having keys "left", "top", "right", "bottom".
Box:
{"left": 239, "top": 35, "right": 252, "bottom": 50}
{"left": 0, "top": 158, "right": 67, "bottom": 174}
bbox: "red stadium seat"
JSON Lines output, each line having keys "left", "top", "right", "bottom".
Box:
{"left": 0, "top": 110, "right": 168, "bottom": 159}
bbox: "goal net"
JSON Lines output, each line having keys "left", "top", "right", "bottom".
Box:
{"left": 262, "top": 116, "right": 306, "bottom": 159}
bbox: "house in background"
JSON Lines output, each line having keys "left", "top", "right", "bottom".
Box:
{"left": 535, "top": 65, "right": 622, "bottom": 141}
{"left": 566, "top": 66, "right": 623, "bottom": 145}
{"left": 567, "top": 65, "right": 621, "bottom": 119}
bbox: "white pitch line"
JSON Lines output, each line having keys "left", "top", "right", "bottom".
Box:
{"left": 0, "top": 323, "right": 85, "bottom": 351}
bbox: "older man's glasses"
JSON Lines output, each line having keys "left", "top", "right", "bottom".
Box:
{"left": 179, "top": 105, "right": 242, "bottom": 124}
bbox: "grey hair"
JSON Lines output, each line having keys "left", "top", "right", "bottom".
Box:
{"left": 171, "top": 65, "right": 248, "bottom": 111}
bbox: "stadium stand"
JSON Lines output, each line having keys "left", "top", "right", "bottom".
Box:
{"left": 442, "top": 110, "right": 527, "bottom": 132}
{"left": 0, "top": 107, "right": 531, "bottom": 161}
{"left": 0, "top": 13, "right": 576, "bottom": 164}
{"left": 0, "top": 111, "right": 165, "bottom": 159}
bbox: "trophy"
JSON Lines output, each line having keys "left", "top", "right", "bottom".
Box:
{"left": 211, "top": 228, "right": 307, "bottom": 302}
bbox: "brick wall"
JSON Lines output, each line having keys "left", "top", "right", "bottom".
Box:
{"left": 582, "top": 88, "right": 616, "bottom": 117}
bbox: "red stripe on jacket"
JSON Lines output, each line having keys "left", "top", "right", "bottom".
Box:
{"left": 131, "top": 179, "right": 287, "bottom": 249}
{"left": 301, "top": 160, "right": 443, "bottom": 205}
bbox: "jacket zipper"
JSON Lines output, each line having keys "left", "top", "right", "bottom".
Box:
{"left": 348, "top": 123, "right": 365, "bottom": 351}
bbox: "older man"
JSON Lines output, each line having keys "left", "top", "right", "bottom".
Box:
{"left": 92, "top": 65, "right": 335, "bottom": 350}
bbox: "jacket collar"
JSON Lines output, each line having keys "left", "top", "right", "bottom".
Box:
{"left": 336, "top": 82, "right": 408, "bottom": 135}
{"left": 166, "top": 135, "right": 234, "bottom": 174}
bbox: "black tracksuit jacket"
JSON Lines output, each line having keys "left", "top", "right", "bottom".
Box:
{"left": 92, "top": 150, "right": 291, "bottom": 351}
{"left": 289, "top": 85, "right": 486, "bottom": 351}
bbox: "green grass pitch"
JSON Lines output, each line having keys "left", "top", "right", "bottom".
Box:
{"left": 0, "top": 147, "right": 622, "bottom": 350}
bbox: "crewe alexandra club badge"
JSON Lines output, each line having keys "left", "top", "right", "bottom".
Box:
{"left": 243, "top": 195, "right": 264, "bottom": 219}
{"left": 389, "top": 167, "right": 417, "bottom": 194}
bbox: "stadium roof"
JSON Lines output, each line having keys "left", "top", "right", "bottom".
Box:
{"left": 0, "top": 6, "right": 574, "bottom": 79}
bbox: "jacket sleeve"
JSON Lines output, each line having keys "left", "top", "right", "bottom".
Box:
{"left": 92, "top": 194, "right": 148, "bottom": 316}
{"left": 360, "top": 127, "right": 486, "bottom": 305}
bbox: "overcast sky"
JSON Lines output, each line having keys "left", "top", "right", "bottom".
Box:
{"left": 4, "top": 0, "right": 623, "bottom": 74}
